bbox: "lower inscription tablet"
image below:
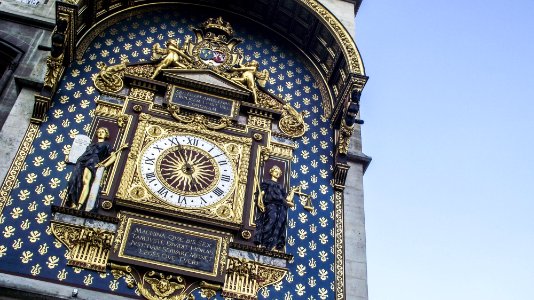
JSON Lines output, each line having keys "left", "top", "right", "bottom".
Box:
{"left": 121, "top": 220, "right": 220, "bottom": 274}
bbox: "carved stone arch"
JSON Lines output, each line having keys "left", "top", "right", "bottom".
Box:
{"left": 57, "top": 0, "right": 365, "bottom": 121}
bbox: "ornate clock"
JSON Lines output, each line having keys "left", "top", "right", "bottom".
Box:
{"left": 139, "top": 134, "right": 236, "bottom": 208}
{"left": 116, "top": 114, "right": 252, "bottom": 227}
{"left": 48, "top": 16, "right": 309, "bottom": 300}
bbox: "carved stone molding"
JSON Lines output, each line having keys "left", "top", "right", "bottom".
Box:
{"left": 298, "top": 0, "right": 364, "bottom": 75}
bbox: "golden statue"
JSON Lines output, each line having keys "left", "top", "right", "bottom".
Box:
{"left": 151, "top": 38, "right": 192, "bottom": 79}
{"left": 230, "top": 60, "right": 269, "bottom": 104}
{"left": 94, "top": 61, "right": 127, "bottom": 93}
{"left": 66, "top": 127, "right": 128, "bottom": 210}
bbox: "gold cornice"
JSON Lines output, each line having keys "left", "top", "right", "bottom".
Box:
{"left": 0, "top": 124, "right": 39, "bottom": 215}
{"left": 298, "top": 0, "right": 365, "bottom": 75}
{"left": 334, "top": 190, "right": 345, "bottom": 299}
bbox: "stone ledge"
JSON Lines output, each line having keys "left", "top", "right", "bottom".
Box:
{"left": 0, "top": 272, "right": 134, "bottom": 300}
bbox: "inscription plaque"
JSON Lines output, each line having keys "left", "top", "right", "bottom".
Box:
{"left": 170, "top": 86, "right": 235, "bottom": 117}
{"left": 120, "top": 219, "right": 222, "bottom": 275}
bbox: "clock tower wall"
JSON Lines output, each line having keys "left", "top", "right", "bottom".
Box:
{"left": 0, "top": 2, "right": 369, "bottom": 299}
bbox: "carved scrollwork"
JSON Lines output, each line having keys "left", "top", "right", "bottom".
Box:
{"left": 44, "top": 54, "right": 64, "bottom": 90}
{"left": 199, "top": 281, "right": 221, "bottom": 300}
{"left": 222, "top": 257, "right": 287, "bottom": 300}
{"left": 170, "top": 108, "right": 232, "bottom": 130}
{"left": 109, "top": 263, "right": 136, "bottom": 289}
{"left": 110, "top": 264, "right": 194, "bottom": 300}
{"left": 256, "top": 265, "right": 287, "bottom": 288}
{"left": 338, "top": 119, "right": 355, "bottom": 155}
{"left": 279, "top": 104, "right": 306, "bottom": 137}
{"left": 256, "top": 90, "right": 283, "bottom": 110}
{"left": 94, "top": 61, "right": 127, "bottom": 93}
{"left": 51, "top": 222, "right": 79, "bottom": 248}
{"left": 126, "top": 64, "right": 155, "bottom": 78}
{"left": 51, "top": 222, "right": 114, "bottom": 272}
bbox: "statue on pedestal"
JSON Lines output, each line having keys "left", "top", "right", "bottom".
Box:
{"left": 254, "top": 166, "right": 297, "bottom": 251}
{"left": 66, "top": 127, "right": 127, "bottom": 210}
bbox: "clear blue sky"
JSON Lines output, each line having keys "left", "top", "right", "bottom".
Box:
{"left": 356, "top": 1, "right": 534, "bottom": 299}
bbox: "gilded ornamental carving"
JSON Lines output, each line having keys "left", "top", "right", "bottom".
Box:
{"left": 51, "top": 222, "right": 114, "bottom": 272}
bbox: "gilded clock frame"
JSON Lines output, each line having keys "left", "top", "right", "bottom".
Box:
{"left": 116, "top": 113, "right": 252, "bottom": 225}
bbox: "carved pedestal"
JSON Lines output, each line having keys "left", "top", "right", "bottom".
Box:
{"left": 50, "top": 209, "right": 118, "bottom": 272}
{"left": 222, "top": 248, "right": 289, "bottom": 300}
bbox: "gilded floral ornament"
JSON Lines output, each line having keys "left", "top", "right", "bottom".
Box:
{"left": 279, "top": 104, "right": 306, "bottom": 137}
{"left": 109, "top": 264, "right": 137, "bottom": 289}
{"left": 256, "top": 90, "right": 283, "bottom": 110}
{"left": 126, "top": 64, "right": 155, "bottom": 78}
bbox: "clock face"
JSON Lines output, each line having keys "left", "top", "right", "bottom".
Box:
{"left": 139, "top": 134, "right": 236, "bottom": 208}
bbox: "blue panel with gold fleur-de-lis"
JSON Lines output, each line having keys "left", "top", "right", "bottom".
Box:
{"left": 0, "top": 7, "right": 337, "bottom": 299}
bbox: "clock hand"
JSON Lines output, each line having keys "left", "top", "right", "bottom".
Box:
{"left": 189, "top": 173, "right": 197, "bottom": 189}
{"left": 175, "top": 141, "right": 188, "bottom": 163}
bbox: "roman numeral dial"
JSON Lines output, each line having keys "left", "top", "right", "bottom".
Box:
{"left": 139, "top": 134, "right": 236, "bottom": 208}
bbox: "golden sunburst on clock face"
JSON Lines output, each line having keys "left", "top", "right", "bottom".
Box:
{"left": 159, "top": 145, "right": 218, "bottom": 195}
{"left": 139, "top": 134, "right": 236, "bottom": 208}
